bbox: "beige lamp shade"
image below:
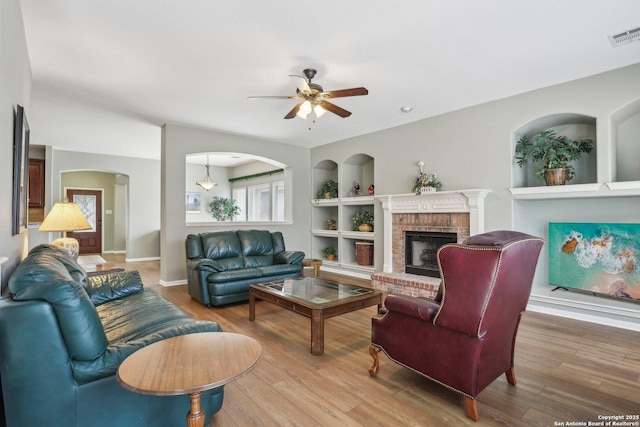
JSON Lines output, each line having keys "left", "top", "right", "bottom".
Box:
{"left": 39, "top": 200, "right": 92, "bottom": 258}
{"left": 39, "top": 200, "right": 92, "bottom": 234}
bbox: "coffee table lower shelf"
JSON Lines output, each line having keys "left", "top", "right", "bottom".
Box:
{"left": 249, "top": 280, "right": 382, "bottom": 355}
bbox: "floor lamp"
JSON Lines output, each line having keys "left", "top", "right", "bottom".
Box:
{"left": 39, "top": 199, "right": 92, "bottom": 258}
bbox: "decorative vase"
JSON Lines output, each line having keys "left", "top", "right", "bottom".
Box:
{"left": 358, "top": 224, "right": 373, "bottom": 232}
{"left": 420, "top": 186, "right": 436, "bottom": 194}
{"left": 324, "top": 192, "right": 331, "bottom": 199}
{"left": 544, "top": 168, "right": 568, "bottom": 186}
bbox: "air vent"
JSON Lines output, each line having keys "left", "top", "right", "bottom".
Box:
{"left": 608, "top": 26, "right": 640, "bottom": 47}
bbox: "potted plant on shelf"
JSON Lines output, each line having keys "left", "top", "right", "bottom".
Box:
{"left": 323, "top": 246, "right": 337, "bottom": 261}
{"left": 208, "top": 196, "right": 240, "bottom": 221}
{"left": 316, "top": 179, "right": 338, "bottom": 199}
{"left": 515, "top": 130, "right": 594, "bottom": 186}
{"left": 353, "top": 210, "right": 374, "bottom": 232}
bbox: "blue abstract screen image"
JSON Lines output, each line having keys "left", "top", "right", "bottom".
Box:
{"left": 548, "top": 222, "right": 640, "bottom": 301}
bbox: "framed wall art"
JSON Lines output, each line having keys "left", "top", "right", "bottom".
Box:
{"left": 186, "top": 192, "right": 201, "bottom": 213}
{"left": 12, "top": 105, "right": 30, "bottom": 235}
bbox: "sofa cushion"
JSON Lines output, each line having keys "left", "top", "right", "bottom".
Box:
{"left": 271, "top": 231, "right": 286, "bottom": 254}
{"left": 86, "top": 271, "right": 144, "bottom": 306}
{"left": 27, "top": 244, "right": 89, "bottom": 288}
{"left": 238, "top": 230, "right": 274, "bottom": 267}
{"left": 185, "top": 233, "right": 205, "bottom": 259}
{"left": 206, "top": 268, "right": 263, "bottom": 283}
{"left": 201, "top": 231, "right": 245, "bottom": 269}
{"left": 258, "top": 264, "right": 302, "bottom": 277}
{"left": 12, "top": 279, "right": 108, "bottom": 361}
{"left": 71, "top": 288, "right": 222, "bottom": 384}
{"left": 9, "top": 246, "right": 108, "bottom": 361}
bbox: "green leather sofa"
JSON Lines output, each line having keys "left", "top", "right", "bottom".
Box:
{"left": 186, "top": 230, "right": 305, "bottom": 306}
{"left": 0, "top": 244, "right": 224, "bottom": 427}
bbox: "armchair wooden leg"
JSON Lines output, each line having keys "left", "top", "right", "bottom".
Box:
{"left": 505, "top": 367, "right": 517, "bottom": 385}
{"left": 464, "top": 397, "right": 479, "bottom": 421}
{"left": 368, "top": 345, "right": 381, "bottom": 376}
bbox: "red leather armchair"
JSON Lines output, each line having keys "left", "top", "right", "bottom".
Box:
{"left": 369, "top": 230, "right": 544, "bottom": 421}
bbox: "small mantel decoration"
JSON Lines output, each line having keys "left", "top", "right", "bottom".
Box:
{"left": 412, "top": 161, "right": 442, "bottom": 195}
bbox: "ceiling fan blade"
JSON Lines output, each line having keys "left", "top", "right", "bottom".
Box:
{"left": 324, "top": 87, "right": 369, "bottom": 98}
{"left": 247, "top": 95, "right": 300, "bottom": 100}
{"left": 318, "top": 100, "right": 352, "bottom": 118}
{"left": 284, "top": 103, "right": 303, "bottom": 119}
{"left": 289, "top": 75, "right": 311, "bottom": 94}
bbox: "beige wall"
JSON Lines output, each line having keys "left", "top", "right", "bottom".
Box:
{"left": 0, "top": 0, "right": 32, "bottom": 294}
{"left": 311, "top": 63, "right": 640, "bottom": 329}
{"left": 161, "top": 123, "right": 311, "bottom": 284}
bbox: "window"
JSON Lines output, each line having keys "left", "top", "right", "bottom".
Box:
{"left": 233, "top": 180, "right": 285, "bottom": 222}
{"left": 232, "top": 188, "right": 246, "bottom": 221}
{"left": 272, "top": 181, "right": 285, "bottom": 221}
{"left": 248, "top": 183, "right": 270, "bottom": 221}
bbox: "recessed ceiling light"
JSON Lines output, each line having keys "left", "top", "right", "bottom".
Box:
{"left": 400, "top": 106, "right": 414, "bottom": 113}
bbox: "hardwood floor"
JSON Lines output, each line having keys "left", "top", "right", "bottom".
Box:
{"left": 102, "top": 254, "right": 640, "bottom": 426}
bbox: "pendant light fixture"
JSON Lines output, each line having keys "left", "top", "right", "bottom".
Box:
{"left": 196, "top": 154, "right": 217, "bottom": 191}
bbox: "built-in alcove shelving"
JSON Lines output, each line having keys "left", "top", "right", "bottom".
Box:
{"left": 511, "top": 113, "right": 597, "bottom": 191}
{"left": 612, "top": 98, "right": 640, "bottom": 183}
{"left": 510, "top": 106, "right": 640, "bottom": 200}
{"left": 311, "top": 153, "right": 376, "bottom": 277}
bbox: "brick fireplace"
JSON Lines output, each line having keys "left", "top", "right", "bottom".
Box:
{"left": 372, "top": 189, "right": 490, "bottom": 298}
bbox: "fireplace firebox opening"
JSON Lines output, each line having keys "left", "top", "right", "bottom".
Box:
{"left": 405, "top": 231, "right": 458, "bottom": 278}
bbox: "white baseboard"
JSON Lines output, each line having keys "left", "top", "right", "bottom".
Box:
{"left": 527, "top": 294, "right": 640, "bottom": 332}
{"left": 102, "top": 250, "right": 126, "bottom": 254}
{"left": 124, "top": 256, "right": 160, "bottom": 262}
{"left": 159, "top": 279, "right": 186, "bottom": 287}
{"left": 321, "top": 266, "right": 373, "bottom": 280}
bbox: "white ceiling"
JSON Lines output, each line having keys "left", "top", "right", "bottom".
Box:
{"left": 21, "top": 1, "right": 640, "bottom": 163}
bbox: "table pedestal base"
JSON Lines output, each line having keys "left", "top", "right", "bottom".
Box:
{"left": 187, "top": 392, "right": 204, "bottom": 427}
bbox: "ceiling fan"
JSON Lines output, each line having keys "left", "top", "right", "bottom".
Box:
{"left": 248, "top": 68, "right": 368, "bottom": 120}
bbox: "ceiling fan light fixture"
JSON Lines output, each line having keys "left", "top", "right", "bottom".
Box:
{"left": 297, "top": 101, "right": 312, "bottom": 119}
{"left": 196, "top": 155, "right": 218, "bottom": 191}
{"left": 313, "top": 104, "right": 326, "bottom": 118}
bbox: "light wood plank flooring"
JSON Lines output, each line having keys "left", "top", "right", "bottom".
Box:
{"left": 102, "top": 254, "right": 640, "bottom": 426}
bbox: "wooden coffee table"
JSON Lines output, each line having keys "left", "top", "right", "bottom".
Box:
{"left": 249, "top": 277, "right": 382, "bottom": 355}
{"left": 117, "top": 332, "right": 261, "bottom": 427}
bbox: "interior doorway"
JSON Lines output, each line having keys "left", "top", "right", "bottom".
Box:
{"left": 66, "top": 188, "right": 103, "bottom": 254}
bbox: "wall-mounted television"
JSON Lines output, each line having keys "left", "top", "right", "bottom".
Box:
{"left": 549, "top": 222, "right": 640, "bottom": 302}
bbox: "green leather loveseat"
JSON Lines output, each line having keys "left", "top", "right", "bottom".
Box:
{"left": 186, "top": 230, "right": 305, "bottom": 306}
{"left": 0, "top": 244, "right": 224, "bottom": 427}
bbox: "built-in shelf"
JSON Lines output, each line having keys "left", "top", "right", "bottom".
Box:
{"left": 311, "top": 198, "right": 339, "bottom": 206}
{"left": 509, "top": 182, "right": 640, "bottom": 199}
{"left": 311, "top": 153, "right": 377, "bottom": 276}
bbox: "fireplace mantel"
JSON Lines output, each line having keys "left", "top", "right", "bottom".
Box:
{"left": 375, "top": 189, "right": 490, "bottom": 273}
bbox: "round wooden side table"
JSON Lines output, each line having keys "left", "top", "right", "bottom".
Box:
{"left": 117, "top": 332, "right": 261, "bottom": 427}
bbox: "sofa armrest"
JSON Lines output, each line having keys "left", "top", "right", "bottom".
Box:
{"left": 274, "top": 250, "right": 305, "bottom": 265}
{"left": 384, "top": 294, "right": 440, "bottom": 323}
{"left": 188, "top": 258, "right": 225, "bottom": 272}
{"left": 87, "top": 271, "right": 144, "bottom": 306}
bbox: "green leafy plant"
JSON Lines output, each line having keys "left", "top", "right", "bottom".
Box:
{"left": 316, "top": 179, "right": 338, "bottom": 199}
{"left": 208, "top": 197, "right": 240, "bottom": 221}
{"left": 323, "top": 246, "right": 337, "bottom": 257}
{"left": 515, "top": 130, "right": 594, "bottom": 182}
{"left": 352, "top": 210, "right": 374, "bottom": 231}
